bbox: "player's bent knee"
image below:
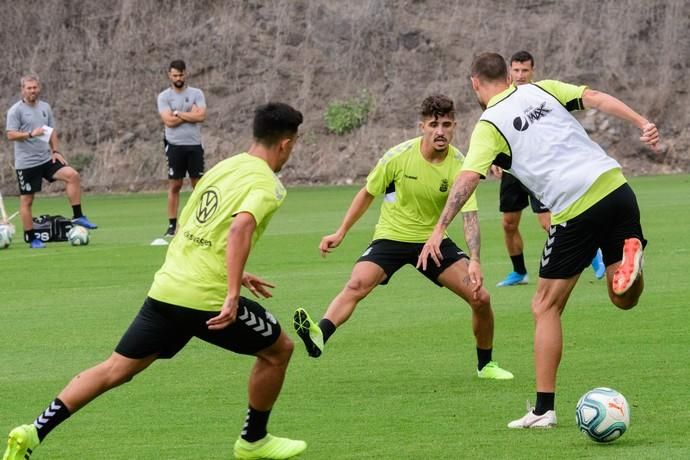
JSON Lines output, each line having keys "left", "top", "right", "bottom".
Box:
{"left": 530, "top": 298, "right": 557, "bottom": 318}
{"left": 262, "top": 333, "right": 294, "bottom": 366}
{"left": 62, "top": 167, "right": 80, "bottom": 182}
{"left": 344, "top": 277, "right": 374, "bottom": 299}
{"left": 469, "top": 290, "right": 491, "bottom": 311}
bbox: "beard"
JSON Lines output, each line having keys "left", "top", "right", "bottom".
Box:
{"left": 173, "top": 80, "right": 185, "bottom": 88}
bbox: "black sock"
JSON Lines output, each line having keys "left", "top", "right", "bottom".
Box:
{"left": 318, "top": 318, "right": 336, "bottom": 343}
{"left": 168, "top": 218, "right": 177, "bottom": 228}
{"left": 477, "top": 347, "right": 492, "bottom": 371}
{"left": 241, "top": 406, "right": 271, "bottom": 442}
{"left": 510, "top": 254, "right": 527, "bottom": 275}
{"left": 72, "top": 204, "right": 83, "bottom": 219}
{"left": 24, "top": 230, "right": 34, "bottom": 243}
{"left": 534, "top": 392, "right": 555, "bottom": 415}
{"left": 33, "top": 398, "right": 71, "bottom": 441}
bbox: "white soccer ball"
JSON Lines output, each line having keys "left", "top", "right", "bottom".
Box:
{"left": 67, "top": 225, "right": 90, "bottom": 246}
{"left": 0, "top": 224, "right": 13, "bottom": 249}
{"left": 576, "top": 387, "right": 630, "bottom": 443}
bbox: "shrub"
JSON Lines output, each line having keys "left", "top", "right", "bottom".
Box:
{"left": 324, "top": 91, "right": 373, "bottom": 135}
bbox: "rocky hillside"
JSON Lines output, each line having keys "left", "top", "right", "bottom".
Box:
{"left": 1, "top": 0, "right": 688, "bottom": 193}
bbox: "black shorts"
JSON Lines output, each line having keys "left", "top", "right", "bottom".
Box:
{"left": 164, "top": 141, "right": 204, "bottom": 179}
{"left": 539, "top": 183, "right": 647, "bottom": 279}
{"left": 499, "top": 173, "right": 548, "bottom": 214}
{"left": 357, "top": 238, "right": 468, "bottom": 287}
{"left": 16, "top": 160, "right": 66, "bottom": 195}
{"left": 115, "top": 297, "right": 282, "bottom": 359}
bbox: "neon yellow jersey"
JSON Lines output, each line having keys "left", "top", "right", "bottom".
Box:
{"left": 366, "top": 137, "right": 478, "bottom": 243}
{"left": 462, "top": 80, "right": 626, "bottom": 224}
{"left": 148, "top": 153, "right": 286, "bottom": 310}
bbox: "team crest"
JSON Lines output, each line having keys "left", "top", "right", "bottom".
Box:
{"left": 439, "top": 179, "right": 449, "bottom": 192}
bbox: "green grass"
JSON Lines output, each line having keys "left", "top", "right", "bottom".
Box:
{"left": 1, "top": 175, "right": 689, "bottom": 459}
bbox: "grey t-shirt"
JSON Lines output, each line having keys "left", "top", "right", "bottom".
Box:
{"left": 6, "top": 100, "right": 54, "bottom": 169}
{"left": 157, "top": 86, "right": 206, "bottom": 146}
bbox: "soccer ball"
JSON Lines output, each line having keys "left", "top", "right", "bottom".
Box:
{"left": 0, "top": 224, "right": 13, "bottom": 249}
{"left": 576, "top": 387, "right": 630, "bottom": 443}
{"left": 67, "top": 225, "right": 90, "bottom": 246}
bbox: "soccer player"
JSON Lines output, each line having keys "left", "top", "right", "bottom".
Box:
{"left": 6, "top": 74, "right": 98, "bottom": 249}
{"left": 418, "top": 53, "right": 660, "bottom": 428}
{"left": 493, "top": 51, "right": 605, "bottom": 286}
{"left": 2, "top": 103, "right": 307, "bottom": 460}
{"left": 157, "top": 59, "right": 207, "bottom": 237}
{"left": 293, "top": 94, "right": 513, "bottom": 381}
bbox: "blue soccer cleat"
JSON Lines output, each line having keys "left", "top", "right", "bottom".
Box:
{"left": 496, "top": 271, "right": 528, "bottom": 287}
{"left": 71, "top": 216, "right": 98, "bottom": 229}
{"left": 29, "top": 239, "right": 46, "bottom": 249}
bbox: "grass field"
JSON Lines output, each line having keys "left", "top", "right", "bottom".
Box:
{"left": 1, "top": 175, "right": 689, "bottom": 459}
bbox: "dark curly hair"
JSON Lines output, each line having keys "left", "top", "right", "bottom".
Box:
{"left": 420, "top": 94, "right": 455, "bottom": 120}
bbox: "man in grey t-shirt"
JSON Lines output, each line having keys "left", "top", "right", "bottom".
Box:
{"left": 157, "top": 60, "right": 207, "bottom": 237}
{"left": 5, "top": 74, "right": 97, "bottom": 249}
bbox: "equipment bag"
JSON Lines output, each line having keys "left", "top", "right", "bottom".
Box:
{"left": 29, "top": 215, "right": 73, "bottom": 242}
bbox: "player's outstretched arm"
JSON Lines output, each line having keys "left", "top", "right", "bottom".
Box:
{"left": 320, "top": 186, "right": 375, "bottom": 257}
{"left": 417, "top": 171, "right": 481, "bottom": 270}
{"left": 582, "top": 89, "right": 660, "bottom": 150}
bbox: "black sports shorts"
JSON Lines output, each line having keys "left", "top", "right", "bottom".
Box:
{"left": 539, "top": 183, "right": 647, "bottom": 279}
{"left": 115, "top": 297, "right": 282, "bottom": 359}
{"left": 16, "top": 160, "right": 66, "bottom": 195}
{"left": 357, "top": 238, "right": 468, "bottom": 287}
{"left": 499, "top": 172, "right": 548, "bottom": 214}
{"left": 164, "top": 141, "right": 204, "bottom": 179}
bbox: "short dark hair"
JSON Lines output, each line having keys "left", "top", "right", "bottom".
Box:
{"left": 253, "top": 102, "right": 304, "bottom": 146}
{"left": 420, "top": 94, "right": 455, "bottom": 120}
{"left": 510, "top": 50, "right": 535, "bottom": 67}
{"left": 169, "top": 60, "right": 186, "bottom": 72}
{"left": 470, "top": 52, "right": 508, "bottom": 83}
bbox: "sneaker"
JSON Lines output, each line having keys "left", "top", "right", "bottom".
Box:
{"left": 234, "top": 434, "right": 307, "bottom": 460}
{"left": 29, "top": 239, "right": 46, "bottom": 249}
{"left": 477, "top": 361, "right": 514, "bottom": 380}
{"left": 3, "top": 424, "right": 40, "bottom": 460}
{"left": 163, "top": 224, "right": 176, "bottom": 238}
{"left": 591, "top": 248, "right": 606, "bottom": 280}
{"left": 496, "top": 271, "right": 528, "bottom": 287}
{"left": 508, "top": 408, "right": 557, "bottom": 429}
{"left": 612, "top": 238, "right": 643, "bottom": 295}
{"left": 293, "top": 308, "right": 324, "bottom": 358}
{"left": 71, "top": 216, "right": 98, "bottom": 229}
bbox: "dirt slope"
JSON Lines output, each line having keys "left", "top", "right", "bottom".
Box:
{"left": 1, "top": 0, "right": 688, "bottom": 193}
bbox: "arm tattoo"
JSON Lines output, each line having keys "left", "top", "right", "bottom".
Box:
{"left": 463, "top": 211, "right": 481, "bottom": 261}
{"left": 440, "top": 176, "right": 479, "bottom": 228}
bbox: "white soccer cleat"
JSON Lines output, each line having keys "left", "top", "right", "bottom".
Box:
{"left": 508, "top": 408, "right": 557, "bottom": 429}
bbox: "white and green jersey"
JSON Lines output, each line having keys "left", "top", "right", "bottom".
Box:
{"left": 148, "top": 153, "right": 286, "bottom": 311}
{"left": 462, "top": 80, "right": 626, "bottom": 224}
{"left": 366, "top": 137, "right": 478, "bottom": 243}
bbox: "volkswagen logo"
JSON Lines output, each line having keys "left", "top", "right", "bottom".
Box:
{"left": 196, "top": 188, "right": 219, "bottom": 224}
